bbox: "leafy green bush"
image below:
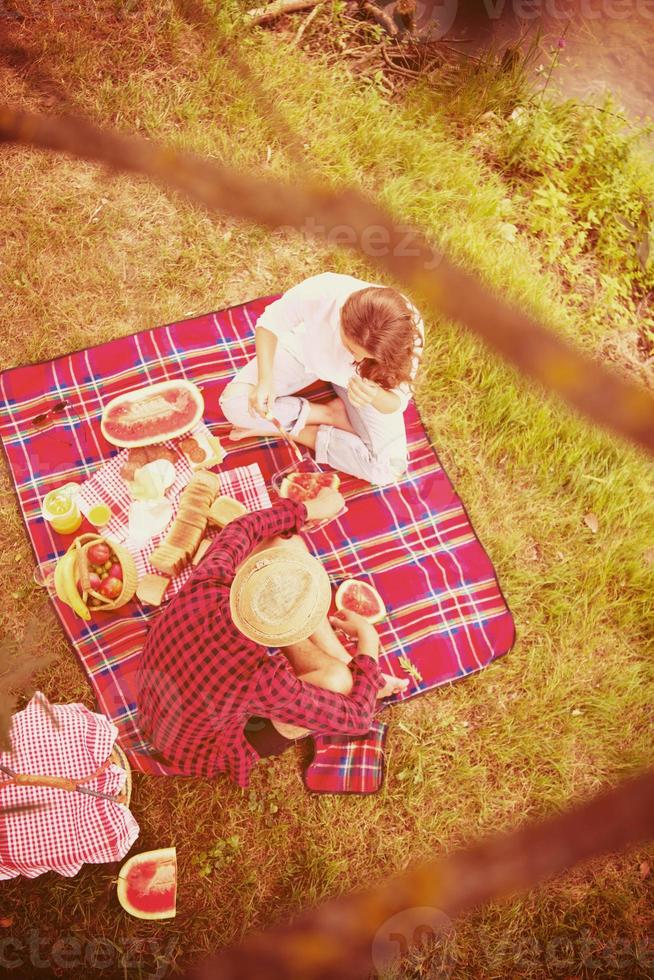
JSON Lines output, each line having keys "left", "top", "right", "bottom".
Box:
{"left": 497, "top": 97, "right": 654, "bottom": 310}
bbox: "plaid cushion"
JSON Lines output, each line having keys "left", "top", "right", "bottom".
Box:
{"left": 304, "top": 720, "right": 388, "bottom": 795}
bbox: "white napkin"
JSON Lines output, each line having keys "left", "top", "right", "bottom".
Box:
{"left": 129, "top": 460, "right": 176, "bottom": 501}
{"left": 126, "top": 498, "right": 173, "bottom": 549}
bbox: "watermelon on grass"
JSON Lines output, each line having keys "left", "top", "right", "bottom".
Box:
{"left": 117, "top": 847, "right": 177, "bottom": 920}
{"left": 335, "top": 579, "right": 386, "bottom": 624}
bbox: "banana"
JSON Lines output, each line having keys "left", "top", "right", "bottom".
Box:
{"left": 60, "top": 551, "right": 91, "bottom": 621}
{"left": 54, "top": 553, "right": 72, "bottom": 607}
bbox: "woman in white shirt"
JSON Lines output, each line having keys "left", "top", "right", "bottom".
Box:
{"left": 219, "top": 272, "right": 424, "bottom": 485}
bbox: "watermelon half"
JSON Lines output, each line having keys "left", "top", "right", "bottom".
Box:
{"left": 117, "top": 847, "right": 177, "bottom": 920}
{"left": 278, "top": 470, "right": 340, "bottom": 503}
{"left": 101, "top": 380, "right": 204, "bottom": 448}
{"left": 335, "top": 579, "right": 386, "bottom": 624}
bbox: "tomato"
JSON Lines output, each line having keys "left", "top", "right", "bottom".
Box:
{"left": 108, "top": 563, "right": 123, "bottom": 580}
{"left": 99, "top": 576, "right": 123, "bottom": 600}
{"left": 88, "top": 543, "right": 111, "bottom": 565}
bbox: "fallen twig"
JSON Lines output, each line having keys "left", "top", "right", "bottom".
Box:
{"left": 360, "top": 0, "right": 398, "bottom": 38}
{"left": 292, "top": 1, "right": 324, "bottom": 44}
{"left": 381, "top": 44, "right": 421, "bottom": 77}
{"left": 247, "top": 0, "right": 322, "bottom": 26}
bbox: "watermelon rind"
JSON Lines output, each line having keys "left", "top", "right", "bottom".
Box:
{"left": 335, "top": 579, "right": 386, "bottom": 624}
{"left": 117, "top": 846, "right": 177, "bottom": 920}
{"left": 101, "top": 380, "right": 204, "bottom": 448}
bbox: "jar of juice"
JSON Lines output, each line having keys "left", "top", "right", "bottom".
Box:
{"left": 41, "top": 483, "right": 83, "bottom": 535}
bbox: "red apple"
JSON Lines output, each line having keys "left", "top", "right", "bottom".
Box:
{"left": 88, "top": 542, "right": 111, "bottom": 565}
{"left": 89, "top": 572, "right": 102, "bottom": 590}
{"left": 99, "top": 576, "right": 122, "bottom": 600}
{"left": 108, "top": 562, "right": 123, "bottom": 581}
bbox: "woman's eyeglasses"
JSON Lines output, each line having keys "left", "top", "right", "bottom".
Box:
{"left": 31, "top": 399, "right": 73, "bottom": 428}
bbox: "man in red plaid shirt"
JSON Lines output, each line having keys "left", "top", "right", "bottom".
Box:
{"left": 137, "top": 488, "right": 408, "bottom": 786}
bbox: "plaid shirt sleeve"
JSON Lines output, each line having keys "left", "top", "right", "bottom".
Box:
{"left": 196, "top": 498, "right": 308, "bottom": 585}
{"left": 249, "top": 653, "right": 385, "bottom": 736}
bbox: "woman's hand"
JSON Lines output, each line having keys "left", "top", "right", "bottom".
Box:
{"left": 304, "top": 488, "right": 345, "bottom": 523}
{"left": 347, "top": 374, "right": 378, "bottom": 409}
{"left": 248, "top": 379, "right": 275, "bottom": 418}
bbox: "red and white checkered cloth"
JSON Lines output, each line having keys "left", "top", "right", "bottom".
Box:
{"left": 0, "top": 692, "right": 139, "bottom": 879}
{"left": 77, "top": 432, "right": 271, "bottom": 599}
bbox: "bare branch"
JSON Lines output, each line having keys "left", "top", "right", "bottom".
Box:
{"left": 293, "top": 2, "right": 324, "bottom": 45}
{"left": 1, "top": 105, "right": 653, "bottom": 456}
{"left": 188, "top": 768, "right": 654, "bottom": 979}
{"left": 360, "top": 1, "right": 398, "bottom": 38}
{"left": 247, "top": 0, "right": 324, "bottom": 26}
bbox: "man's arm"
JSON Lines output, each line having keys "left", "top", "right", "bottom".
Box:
{"left": 196, "top": 489, "right": 345, "bottom": 585}
{"left": 249, "top": 326, "right": 280, "bottom": 417}
{"left": 197, "top": 499, "right": 307, "bottom": 584}
{"left": 249, "top": 652, "right": 385, "bottom": 737}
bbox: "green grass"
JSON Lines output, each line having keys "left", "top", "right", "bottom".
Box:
{"left": 1, "top": 2, "right": 653, "bottom": 977}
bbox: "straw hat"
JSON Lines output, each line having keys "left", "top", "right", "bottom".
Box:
{"left": 230, "top": 546, "right": 331, "bottom": 646}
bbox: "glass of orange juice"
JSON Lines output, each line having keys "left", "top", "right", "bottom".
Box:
{"left": 87, "top": 501, "right": 112, "bottom": 528}
{"left": 41, "top": 483, "right": 83, "bottom": 535}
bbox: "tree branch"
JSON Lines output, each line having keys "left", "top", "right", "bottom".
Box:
{"left": 247, "top": 0, "right": 323, "bottom": 26}
{"left": 1, "top": 104, "right": 653, "bottom": 458}
{"left": 187, "top": 768, "right": 654, "bottom": 978}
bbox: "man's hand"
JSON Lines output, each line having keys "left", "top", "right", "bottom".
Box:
{"left": 304, "top": 487, "right": 345, "bottom": 523}
{"left": 347, "top": 374, "right": 378, "bottom": 409}
{"left": 249, "top": 379, "right": 275, "bottom": 418}
{"left": 329, "top": 608, "right": 379, "bottom": 661}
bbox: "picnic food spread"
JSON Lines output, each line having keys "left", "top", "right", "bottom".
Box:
{"left": 149, "top": 469, "right": 225, "bottom": 579}
{"left": 207, "top": 495, "right": 247, "bottom": 528}
{"left": 279, "top": 470, "right": 340, "bottom": 503}
{"left": 54, "top": 533, "right": 138, "bottom": 619}
{"left": 42, "top": 374, "right": 348, "bottom": 624}
{"left": 116, "top": 847, "right": 177, "bottom": 920}
{"left": 335, "top": 579, "right": 386, "bottom": 624}
{"left": 101, "top": 379, "right": 204, "bottom": 447}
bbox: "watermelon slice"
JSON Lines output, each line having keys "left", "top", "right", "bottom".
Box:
{"left": 101, "top": 381, "right": 204, "bottom": 447}
{"left": 278, "top": 470, "right": 340, "bottom": 503}
{"left": 335, "top": 579, "right": 386, "bottom": 624}
{"left": 117, "top": 847, "right": 177, "bottom": 920}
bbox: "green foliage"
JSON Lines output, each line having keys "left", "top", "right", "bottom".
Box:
{"left": 495, "top": 97, "right": 654, "bottom": 307}
{"left": 195, "top": 835, "right": 242, "bottom": 878}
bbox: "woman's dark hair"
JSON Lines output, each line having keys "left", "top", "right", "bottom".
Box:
{"left": 340, "top": 286, "right": 422, "bottom": 390}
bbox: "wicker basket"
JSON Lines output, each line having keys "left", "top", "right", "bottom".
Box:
{"left": 66, "top": 532, "right": 138, "bottom": 612}
{"left": 110, "top": 744, "right": 132, "bottom": 807}
{"left": 1, "top": 742, "right": 132, "bottom": 807}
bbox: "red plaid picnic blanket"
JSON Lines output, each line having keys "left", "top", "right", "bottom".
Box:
{"left": 0, "top": 692, "right": 139, "bottom": 878}
{"left": 0, "top": 295, "right": 515, "bottom": 783}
